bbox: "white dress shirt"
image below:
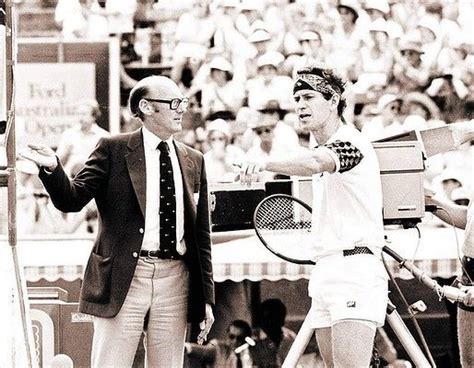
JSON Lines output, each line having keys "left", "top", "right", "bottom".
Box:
{"left": 141, "top": 127, "right": 186, "bottom": 254}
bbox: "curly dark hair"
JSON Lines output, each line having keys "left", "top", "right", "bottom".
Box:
{"left": 295, "top": 65, "right": 347, "bottom": 120}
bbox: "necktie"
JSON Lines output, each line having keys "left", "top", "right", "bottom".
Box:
{"left": 157, "top": 141, "right": 178, "bottom": 258}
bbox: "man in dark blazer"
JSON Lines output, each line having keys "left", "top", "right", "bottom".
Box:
{"left": 21, "top": 76, "right": 215, "bottom": 367}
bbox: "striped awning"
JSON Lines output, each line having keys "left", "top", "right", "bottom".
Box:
{"left": 13, "top": 225, "right": 464, "bottom": 283}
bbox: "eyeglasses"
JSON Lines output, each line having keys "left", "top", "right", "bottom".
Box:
{"left": 401, "top": 50, "right": 419, "bottom": 57}
{"left": 301, "top": 39, "right": 321, "bottom": 44}
{"left": 254, "top": 127, "right": 273, "bottom": 135}
{"left": 228, "top": 333, "right": 244, "bottom": 340}
{"left": 144, "top": 97, "right": 189, "bottom": 110}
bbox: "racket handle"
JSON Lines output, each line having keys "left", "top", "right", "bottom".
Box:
{"left": 282, "top": 313, "right": 314, "bottom": 368}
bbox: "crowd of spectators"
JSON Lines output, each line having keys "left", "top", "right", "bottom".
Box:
{"left": 12, "top": 0, "right": 473, "bottom": 234}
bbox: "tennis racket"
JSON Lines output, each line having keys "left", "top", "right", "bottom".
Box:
{"left": 253, "top": 194, "right": 315, "bottom": 265}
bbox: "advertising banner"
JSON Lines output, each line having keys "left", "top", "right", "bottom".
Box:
{"left": 15, "top": 63, "right": 96, "bottom": 149}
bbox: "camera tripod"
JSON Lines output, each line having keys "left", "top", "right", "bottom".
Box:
{"left": 282, "top": 245, "right": 467, "bottom": 368}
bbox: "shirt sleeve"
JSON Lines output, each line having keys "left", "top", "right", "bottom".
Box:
{"left": 324, "top": 140, "right": 364, "bottom": 173}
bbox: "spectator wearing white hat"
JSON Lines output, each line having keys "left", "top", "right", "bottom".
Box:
{"left": 212, "top": 0, "right": 256, "bottom": 60}
{"left": 235, "top": 0, "right": 263, "bottom": 37}
{"left": 425, "top": 68, "right": 469, "bottom": 124}
{"left": 425, "top": 1, "right": 463, "bottom": 48}
{"left": 245, "top": 110, "right": 301, "bottom": 182}
{"left": 390, "top": 35, "right": 431, "bottom": 93}
{"left": 268, "top": 3, "right": 305, "bottom": 60}
{"left": 415, "top": 15, "right": 443, "bottom": 71}
{"left": 247, "top": 25, "right": 271, "bottom": 47}
{"left": 402, "top": 91, "right": 441, "bottom": 124}
{"left": 200, "top": 56, "right": 245, "bottom": 121}
{"left": 243, "top": 23, "right": 272, "bottom": 79}
{"left": 246, "top": 51, "right": 294, "bottom": 112}
{"left": 216, "top": 0, "right": 240, "bottom": 24}
{"left": 364, "top": 0, "right": 404, "bottom": 40}
{"left": 232, "top": 107, "right": 258, "bottom": 153}
{"left": 170, "top": 0, "right": 215, "bottom": 84}
{"left": 203, "top": 118, "right": 245, "bottom": 182}
{"left": 437, "top": 35, "right": 473, "bottom": 83}
{"left": 325, "top": 0, "right": 366, "bottom": 82}
{"left": 54, "top": 0, "right": 87, "bottom": 39}
{"left": 354, "top": 18, "right": 394, "bottom": 94}
{"left": 289, "top": 30, "right": 327, "bottom": 78}
{"left": 257, "top": 99, "right": 299, "bottom": 151}
{"left": 102, "top": 0, "right": 137, "bottom": 36}
{"left": 361, "top": 94, "right": 404, "bottom": 141}
{"left": 56, "top": 99, "right": 109, "bottom": 177}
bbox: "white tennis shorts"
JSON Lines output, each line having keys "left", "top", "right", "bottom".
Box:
{"left": 308, "top": 251, "right": 389, "bottom": 329}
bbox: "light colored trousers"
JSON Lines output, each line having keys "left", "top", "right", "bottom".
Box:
{"left": 91, "top": 257, "right": 189, "bottom": 368}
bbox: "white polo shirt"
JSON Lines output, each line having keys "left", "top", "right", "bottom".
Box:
{"left": 310, "top": 124, "right": 384, "bottom": 260}
{"left": 141, "top": 127, "right": 185, "bottom": 254}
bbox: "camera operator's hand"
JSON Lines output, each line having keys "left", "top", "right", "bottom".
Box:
{"left": 461, "top": 286, "right": 474, "bottom": 307}
{"left": 19, "top": 144, "right": 58, "bottom": 171}
{"left": 424, "top": 186, "right": 438, "bottom": 208}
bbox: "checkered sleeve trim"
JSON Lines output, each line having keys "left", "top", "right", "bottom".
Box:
{"left": 324, "top": 140, "right": 364, "bottom": 173}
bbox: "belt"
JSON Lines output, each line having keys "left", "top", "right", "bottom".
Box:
{"left": 343, "top": 247, "right": 373, "bottom": 257}
{"left": 140, "top": 249, "right": 182, "bottom": 260}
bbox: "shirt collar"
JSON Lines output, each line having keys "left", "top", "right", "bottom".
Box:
{"left": 312, "top": 123, "right": 344, "bottom": 149}
{"left": 142, "top": 126, "right": 174, "bottom": 151}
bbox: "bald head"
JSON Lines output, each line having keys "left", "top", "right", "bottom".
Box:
{"left": 129, "top": 76, "right": 182, "bottom": 120}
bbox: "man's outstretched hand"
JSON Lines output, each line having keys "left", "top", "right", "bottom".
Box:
{"left": 235, "top": 162, "right": 263, "bottom": 187}
{"left": 19, "top": 144, "right": 57, "bottom": 171}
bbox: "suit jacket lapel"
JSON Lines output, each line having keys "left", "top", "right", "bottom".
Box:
{"left": 125, "top": 129, "right": 146, "bottom": 218}
{"left": 174, "top": 141, "right": 195, "bottom": 212}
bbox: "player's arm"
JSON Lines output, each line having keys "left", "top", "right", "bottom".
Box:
{"left": 239, "top": 140, "right": 364, "bottom": 185}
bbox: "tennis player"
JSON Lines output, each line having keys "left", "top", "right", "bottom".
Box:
{"left": 240, "top": 65, "right": 388, "bottom": 367}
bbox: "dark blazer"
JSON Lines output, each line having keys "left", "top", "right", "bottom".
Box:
{"left": 39, "top": 128, "right": 215, "bottom": 323}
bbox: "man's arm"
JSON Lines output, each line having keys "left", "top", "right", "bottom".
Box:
{"left": 20, "top": 140, "right": 109, "bottom": 213}
{"left": 266, "top": 147, "right": 337, "bottom": 176}
{"left": 239, "top": 147, "right": 336, "bottom": 185}
{"left": 195, "top": 155, "right": 215, "bottom": 344}
{"left": 239, "top": 139, "right": 365, "bottom": 185}
{"left": 426, "top": 193, "right": 468, "bottom": 230}
{"left": 196, "top": 155, "right": 214, "bottom": 303}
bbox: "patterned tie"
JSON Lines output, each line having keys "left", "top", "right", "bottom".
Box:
{"left": 157, "top": 141, "right": 178, "bottom": 258}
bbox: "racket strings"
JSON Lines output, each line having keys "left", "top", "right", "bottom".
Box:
{"left": 255, "top": 197, "right": 311, "bottom": 231}
{"left": 253, "top": 195, "right": 315, "bottom": 264}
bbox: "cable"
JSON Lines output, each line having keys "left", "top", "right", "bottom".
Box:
{"left": 382, "top": 250, "right": 437, "bottom": 367}
{"left": 434, "top": 206, "right": 472, "bottom": 284}
{"left": 409, "top": 225, "right": 422, "bottom": 265}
